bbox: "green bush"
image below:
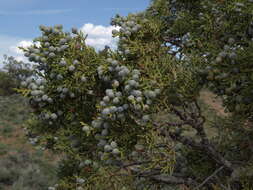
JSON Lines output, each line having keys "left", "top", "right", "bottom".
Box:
{"left": 0, "top": 55, "right": 33, "bottom": 96}
{"left": 0, "top": 71, "right": 17, "bottom": 96}
{"left": 17, "top": 0, "right": 253, "bottom": 189}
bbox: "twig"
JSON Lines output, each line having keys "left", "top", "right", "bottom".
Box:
{"left": 171, "top": 106, "right": 188, "bottom": 121}
{"left": 154, "top": 122, "right": 234, "bottom": 172}
{"left": 164, "top": 121, "right": 187, "bottom": 127}
{"left": 130, "top": 167, "right": 194, "bottom": 185}
{"left": 194, "top": 166, "right": 225, "bottom": 190}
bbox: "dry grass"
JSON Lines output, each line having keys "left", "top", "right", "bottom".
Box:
{"left": 199, "top": 89, "right": 229, "bottom": 117}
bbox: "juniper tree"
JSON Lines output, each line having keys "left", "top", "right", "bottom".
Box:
{"left": 18, "top": 0, "right": 253, "bottom": 189}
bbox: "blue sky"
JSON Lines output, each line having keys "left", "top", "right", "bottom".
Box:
{"left": 0, "top": 0, "right": 150, "bottom": 65}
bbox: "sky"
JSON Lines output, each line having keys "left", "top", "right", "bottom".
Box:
{"left": 0, "top": 0, "right": 150, "bottom": 66}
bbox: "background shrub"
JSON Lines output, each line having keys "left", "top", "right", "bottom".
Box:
{"left": 0, "top": 71, "right": 17, "bottom": 96}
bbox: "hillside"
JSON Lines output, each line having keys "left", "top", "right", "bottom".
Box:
{"left": 0, "top": 94, "right": 58, "bottom": 190}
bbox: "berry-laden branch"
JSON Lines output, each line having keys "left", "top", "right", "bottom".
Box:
{"left": 154, "top": 99, "right": 234, "bottom": 174}
{"left": 193, "top": 166, "right": 225, "bottom": 190}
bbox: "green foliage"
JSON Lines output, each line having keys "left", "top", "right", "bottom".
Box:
{"left": 0, "top": 71, "right": 17, "bottom": 96}
{"left": 16, "top": 0, "right": 253, "bottom": 189}
{"left": 0, "top": 55, "right": 33, "bottom": 96}
{"left": 0, "top": 143, "right": 9, "bottom": 156}
{"left": 19, "top": 22, "right": 179, "bottom": 189}
{"left": 150, "top": 0, "right": 253, "bottom": 119}
{"left": 2, "top": 55, "right": 33, "bottom": 83}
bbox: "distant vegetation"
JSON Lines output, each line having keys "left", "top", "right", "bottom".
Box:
{"left": 0, "top": 56, "right": 58, "bottom": 189}
{"left": 0, "top": 55, "right": 33, "bottom": 96}
{"left": 0, "top": 95, "right": 57, "bottom": 189}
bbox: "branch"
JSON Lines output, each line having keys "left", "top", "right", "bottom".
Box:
{"left": 154, "top": 123, "right": 234, "bottom": 172}
{"left": 157, "top": 126, "right": 203, "bottom": 150}
{"left": 117, "top": 159, "right": 196, "bottom": 186}
{"left": 120, "top": 161, "right": 151, "bottom": 169}
{"left": 163, "top": 121, "right": 187, "bottom": 127}
{"left": 194, "top": 166, "right": 225, "bottom": 190}
{"left": 150, "top": 174, "right": 191, "bottom": 185}
{"left": 171, "top": 106, "right": 188, "bottom": 121}
{"left": 186, "top": 100, "right": 208, "bottom": 141}
{"left": 130, "top": 167, "right": 195, "bottom": 186}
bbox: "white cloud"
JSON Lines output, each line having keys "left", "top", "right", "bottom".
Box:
{"left": 0, "top": 35, "right": 32, "bottom": 68}
{"left": 80, "top": 23, "right": 120, "bottom": 50}
{"left": 15, "top": 56, "right": 27, "bottom": 62}
{"left": 9, "top": 40, "right": 33, "bottom": 55}
{"left": 0, "top": 23, "right": 120, "bottom": 68}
